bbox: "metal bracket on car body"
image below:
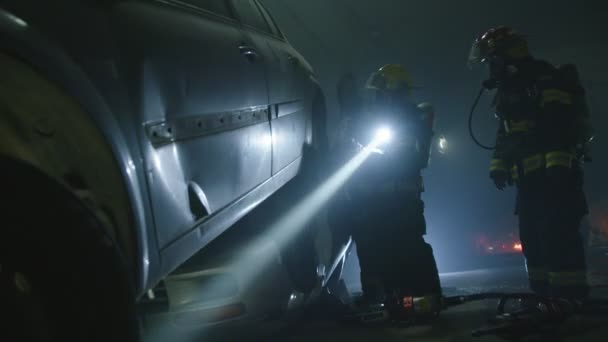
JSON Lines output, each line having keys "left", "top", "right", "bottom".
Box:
{"left": 146, "top": 106, "right": 270, "bottom": 147}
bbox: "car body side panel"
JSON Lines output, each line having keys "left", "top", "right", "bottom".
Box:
{"left": 271, "top": 101, "right": 308, "bottom": 174}
{"left": 232, "top": 1, "right": 312, "bottom": 175}
{"left": 112, "top": 1, "right": 272, "bottom": 248}
{"left": 254, "top": 34, "right": 310, "bottom": 174}
{"left": 159, "top": 155, "right": 302, "bottom": 277}
{"left": 284, "top": 43, "right": 323, "bottom": 149}
{"left": 0, "top": 0, "right": 323, "bottom": 297}
{"left": 245, "top": 36, "right": 308, "bottom": 175}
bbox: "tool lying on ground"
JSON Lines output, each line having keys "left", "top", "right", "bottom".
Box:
{"left": 341, "top": 294, "right": 442, "bottom": 326}
{"left": 341, "top": 302, "right": 389, "bottom": 325}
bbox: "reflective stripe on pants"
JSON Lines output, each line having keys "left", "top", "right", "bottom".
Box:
{"left": 549, "top": 271, "right": 587, "bottom": 286}
{"left": 490, "top": 158, "right": 507, "bottom": 172}
{"left": 541, "top": 89, "right": 573, "bottom": 107}
{"left": 546, "top": 151, "right": 574, "bottom": 169}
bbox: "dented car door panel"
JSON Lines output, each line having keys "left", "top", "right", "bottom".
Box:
{"left": 114, "top": 0, "right": 272, "bottom": 248}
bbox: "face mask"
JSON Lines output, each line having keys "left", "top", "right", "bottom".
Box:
{"left": 488, "top": 55, "right": 507, "bottom": 82}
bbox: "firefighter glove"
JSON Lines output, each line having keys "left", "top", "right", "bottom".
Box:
{"left": 490, "top": 170, "right": 509, "bottom": 191}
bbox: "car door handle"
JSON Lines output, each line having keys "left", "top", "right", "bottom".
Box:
{"left": 239, "top": 45, "right": 257, "bottom": 62}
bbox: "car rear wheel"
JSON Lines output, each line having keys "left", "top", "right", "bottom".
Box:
{"left": 0, "top": 159, "right": 138, "bottom": 342}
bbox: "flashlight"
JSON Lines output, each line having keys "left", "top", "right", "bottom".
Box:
{"left": 365, "top": 126, "right": 393, "bottom": 154}
{"left": 374, "top": 127, "right": 393, "bottom": 145}
{"left": 438, "top": 135, "right": 448, "bottom": 154}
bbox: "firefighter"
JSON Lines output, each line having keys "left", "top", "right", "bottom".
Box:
{"left": 468, "top": 27, "right": 592, "bottom": 301}
{"left": 329, "top": 64, "right": 442, "bottom": 317}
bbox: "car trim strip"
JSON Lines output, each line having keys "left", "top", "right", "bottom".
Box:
{"left": 145, "top": 106, "right": 269, "bottom": 146}
{"left": 275, "top": 100, "right": 303, "bottom": 119}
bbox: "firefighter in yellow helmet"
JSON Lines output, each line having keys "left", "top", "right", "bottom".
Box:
{"left": 329, "top": 64, "right": 441, "bottom": 320}
{"left": 469, "top": 27, "right": 592, "bottom": 302}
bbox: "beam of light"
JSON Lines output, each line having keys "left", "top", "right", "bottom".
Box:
{"left": 0, "top": 9, "right": 28, "bottom": 28}
{"left": 146, "top": 137, "right": 386, "bottom": 341}
{"left": 230, "top": 136, "right": 383, "bottom": 288}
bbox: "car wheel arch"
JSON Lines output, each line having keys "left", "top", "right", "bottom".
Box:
{"left": 0, "top": 46, "right": 151, "bottom": 293}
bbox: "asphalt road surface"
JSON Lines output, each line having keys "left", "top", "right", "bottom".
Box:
{"left": 143, "top": 249, "right": 608, "bottom": 342}
{"left": 277, "top": 267, "right": 608, "bottom": 342}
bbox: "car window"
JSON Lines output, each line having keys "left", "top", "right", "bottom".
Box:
{"left": 254, "top": 0, "right": 283, "bottom": 39}
{"left": 231, "top": 0, "right": 271, "bottom": 34}
{"left": 180, "top": 0, "right": 232, "bottom": 18}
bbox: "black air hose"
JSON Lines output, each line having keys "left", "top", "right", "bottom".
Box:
{"left": 469, "top": 88, "right": 496, "bottom": 150}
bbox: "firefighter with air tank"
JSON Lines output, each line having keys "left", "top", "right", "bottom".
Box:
{"left": 468, "top": 26, "right": 593, "bottom": 308}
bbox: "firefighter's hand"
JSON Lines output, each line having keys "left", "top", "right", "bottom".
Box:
{"left": 490, "top": 170, "right": 508, "bottom": 191}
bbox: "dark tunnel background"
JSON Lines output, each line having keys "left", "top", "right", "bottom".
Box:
{"left": 261, "top": 0, "right": 608, "bottom": 272}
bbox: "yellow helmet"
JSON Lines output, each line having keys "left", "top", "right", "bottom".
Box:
{"left": 365, "top": 64, "right": 416, "bottom": 91}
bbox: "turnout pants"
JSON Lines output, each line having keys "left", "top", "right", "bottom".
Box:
{"left": 351, "top": 193, "right": 441, "bottom": 301}
{"left": 517, "top": 171, "right": 589, "bottom": 298}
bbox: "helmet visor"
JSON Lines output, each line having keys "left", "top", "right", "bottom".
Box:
{"left": 467, "top": 40, "right": 487, "bottom": 67}
{"left": 365, "top": 71, "right": 386, "bottom": 90}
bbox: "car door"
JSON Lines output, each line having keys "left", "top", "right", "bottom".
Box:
{"left": 113, "top": 0, "right": 272, "bottom": 248}
{"left": 230, "top": 0, "right": 308, "bottom": 175}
